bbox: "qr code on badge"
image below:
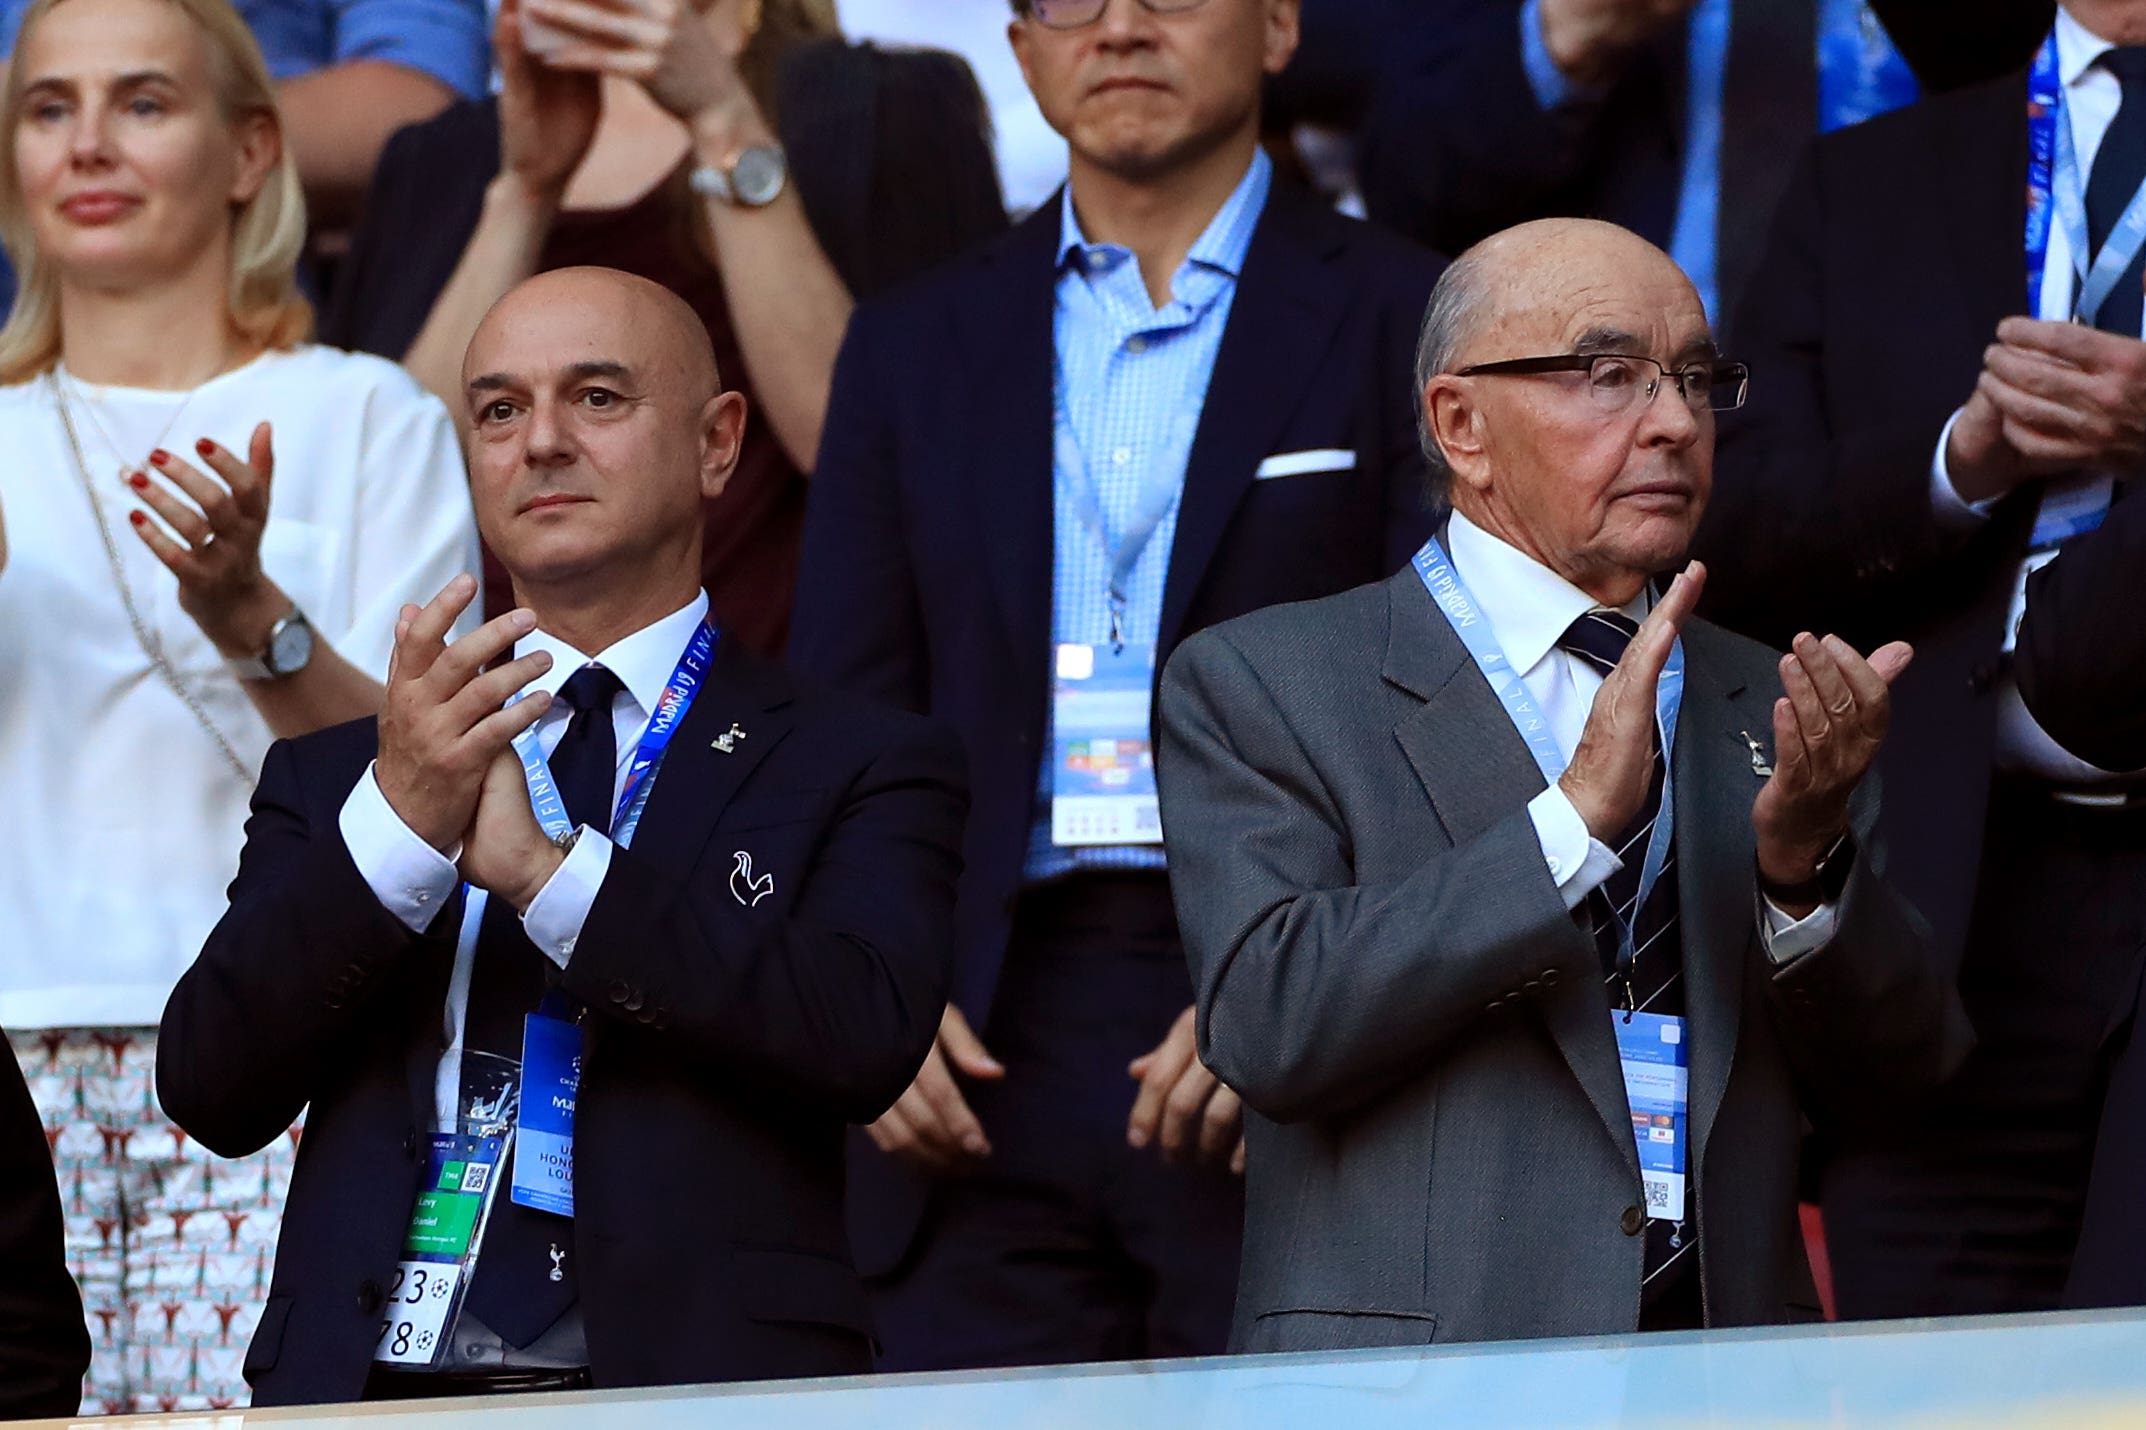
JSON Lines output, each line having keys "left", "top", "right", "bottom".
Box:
{"left": 1644, "top": 1180, "right": 1671, "bottom": 1214}
{"left": 460, "top": 1164, "right": 491, "bottom": 1194}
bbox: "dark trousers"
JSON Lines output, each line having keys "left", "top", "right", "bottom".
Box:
{"left": 868, "top": 873, "right": 1244, "bottom": 1371}
{"left": 1822, "top": 783, "right": 2146, "bottom": 1318}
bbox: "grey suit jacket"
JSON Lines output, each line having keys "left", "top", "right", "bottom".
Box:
{"left": 1157, "top": 566, "right": 1972, "bottom": 1353}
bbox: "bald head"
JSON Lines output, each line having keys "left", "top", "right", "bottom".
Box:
{"left": 458, "top": 266, "right": 748, "bottom": 608}
{"left": 466, "top": 266, "right": 721, "bottom": 404}
{"left": 1416, "top": 218, "right": 1718, "bottom": 605}
{"left": 1415, "top": 221, "right": 1706, "bottom": 481}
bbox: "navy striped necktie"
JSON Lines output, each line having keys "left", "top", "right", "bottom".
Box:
{"left": 1556, "top": 609, "right": 1697, "bottom": 1320}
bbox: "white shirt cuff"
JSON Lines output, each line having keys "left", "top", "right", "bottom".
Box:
{"left": 521, "top": 829, "right": 613, "bottom": 969}
{"left": 1931, "top": 408, "right": 2001, "bottom": 527}
{"left": 1527, "top": 784, "right": 1622, "bottom": 910}
{"left": 1757, "top": 892, "right": 1837, "bottom": 966}
{"left": 338, "top": 763, "right": 460, "bottom": 934}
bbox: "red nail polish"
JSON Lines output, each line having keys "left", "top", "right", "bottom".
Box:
{"left": 195, "top": 438, "right": 215, "bottom": 456}
{"left": 128, "top": 510, "right": 146, "bottom": 525}
{"left": 148, "top": 449, "right": 168, "bottom": 466}
{"left": 126, "top": 472, "right": 147, "bottom": 489}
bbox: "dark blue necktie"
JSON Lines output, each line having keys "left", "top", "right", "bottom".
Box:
{"left": 2085, "top": 48, "right": 2146, "bottom": 335}
{"left": 461, "top": 663, "right": 621, "bottom": 1350}
{"left": 1557, "top": 610, "right": 1694, "bottom": 1318}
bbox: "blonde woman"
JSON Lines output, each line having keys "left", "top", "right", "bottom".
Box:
{"left": 325, "top": 0, "right": 1006, "bottom": 656}
{"left": 0, "top": 0, "right": 478, "bottom": 1411}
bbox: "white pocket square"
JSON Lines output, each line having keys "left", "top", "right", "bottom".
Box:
{"left": 1254, "top": 449, "right": 1356, "bottom": 480}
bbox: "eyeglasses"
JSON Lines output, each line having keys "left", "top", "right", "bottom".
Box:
{"left": 1022, "top": 0, "right": 1211, "bottom": 30}
{"left": 1456, "top": 354, "right": 1751, "bottom": 415}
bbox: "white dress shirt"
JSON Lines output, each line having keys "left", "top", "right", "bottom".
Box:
{"left": 1930, "top": 6, "right": 2142, "bottom": 782}
{"left": 0, "top": 347, "right": 479, "bottom": 1029}
{"left": 339, "top": 592, "right": 709, "bottom": 1132}
{"left": 1444, "top": 511, "right": 1835, "bottom": 963}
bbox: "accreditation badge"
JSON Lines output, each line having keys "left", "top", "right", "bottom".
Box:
{"left": 1614, "top": 1012, "right": 1690, "bottom": 1224}
{"left": 373, "top": 1131, "right": 507, "bottom": 1367}
{"left": 510, "top": 1011, "right": 581, "bottom": 1218}
{"left": 1049, "top": 642, "right": 1163, "bottom": 847}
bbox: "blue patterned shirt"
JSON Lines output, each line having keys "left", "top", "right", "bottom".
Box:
{"left": 1022, "top": 149, "right": 1273, "bottom": 884}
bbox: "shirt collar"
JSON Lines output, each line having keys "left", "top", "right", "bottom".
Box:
{"left": 2057, "top": 6, "right": 2117, "bottom": 87}
{"left": 1055, "top": 147, "right": 1273, "bottom": 281}
{"left": 1443, "top": 509, "right": 1651, "bottom": 675}
{"left": 518, "top": 591, "right": 711, "bottom": 721}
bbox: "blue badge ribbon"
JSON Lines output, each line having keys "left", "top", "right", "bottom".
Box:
{"left": 1053, "top": 383, "right": 1188, "bottom": 653}
{"left": 2026, "top": 28, "right": 2146, "bottom": 323}
{"left": 1411, "top": 537, "right": 1685, "bottom": 971}
{"left": 510, "top": 618, "right": 719, "bottom": 852}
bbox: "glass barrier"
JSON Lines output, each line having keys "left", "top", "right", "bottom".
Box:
{"left": 38, "top": 1307, "right": 2146, "bottom": 1430}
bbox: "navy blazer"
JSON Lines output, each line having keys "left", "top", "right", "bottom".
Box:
{"left": 156, "top": 639, "right": 965, "bottom": 1405}
{"left": 0, "top": 1046, "right": 87, "bottom": 1419}
{"left": 1693, "top": 70, "right": 2041, "bottom": 985}
{"left": 790, "top": 180, "right": 1443, "bottom": 1272}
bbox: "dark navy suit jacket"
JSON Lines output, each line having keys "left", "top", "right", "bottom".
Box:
{"left": 790, "top": 180, "right": 1443, "bottom": 1273}
{"left": 0, "top": 1045, "right": 86, "bottom": 1419}
{"left": 156, "top": 639, "right": 965, "bottom": 1405}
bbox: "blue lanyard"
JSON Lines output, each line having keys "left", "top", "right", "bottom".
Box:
{"left": 1052, "top": 385, "right": 1184, "bottom": 652}
{"left": 512, "top": 619, "right": 719, "bottom": 851}
{"left": 1410, "top": 537, "right": 1685, "bottom": 971}
{"left": 2025, "top": 29, "right": 2146, "bottom": 323}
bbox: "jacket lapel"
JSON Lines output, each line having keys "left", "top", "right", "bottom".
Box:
{"left": 621, "top": 636, "right": 798, "bottom": 886}
{"left": 1157, "top": 187, "right": 1354, "bottom": 653}
{"left": 1381, "top": 572, "right": 1637, "bottom": 1174}
{"left": 1672, "top": 628, "right": 1761, "bottom": 1182}
{"left": 955, "top": 203, "right": 1061, "bottom": 673}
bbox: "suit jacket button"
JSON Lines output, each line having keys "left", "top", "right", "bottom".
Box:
{"left": 609, "top": 980, "right": 630, "bottom": 1004}
{"left": 1540, "top": 969, "right": 1561, "bottom": 986}
{"left": 624, "top": 991, "right": 645, "bottom": 1012}
{"left": 357, "top": 1279, "right": 384, "bottom": 1314}
{"left": 1621, "top": 1205, "right": 1645, "bottom": 1237}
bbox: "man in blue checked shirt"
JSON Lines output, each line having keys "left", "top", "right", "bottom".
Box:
{"left": 794, "top": 0, "right": 1442, "bottom": 1374}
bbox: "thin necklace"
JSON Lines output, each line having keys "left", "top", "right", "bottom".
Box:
{"left": 49, "top": 371, "right": 250, "bottom": 783}
{"left": 57, "top": 364, "right": 201, "bottom": 487}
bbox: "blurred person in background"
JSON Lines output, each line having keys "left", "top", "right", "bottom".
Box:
{"left": 835, "top": 0, "right": 1066, "bottom": 215}
{"left": 0, "top": 0, "right": 491, "bottom": 305}
{"left": 0, "top": 0, "right": 477, "bottom": 1408}
{"left": 1359, "top": 0, "right": 1952, "bottom": 336}
{"left": 324, "top": 0, "right": 1006, "bottom": 657}
{"left": 1697, "top": 0, "right": 2146, "bottom": 1320}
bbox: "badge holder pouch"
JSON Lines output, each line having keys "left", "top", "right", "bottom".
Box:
{"left": 373, "top": 1051, "right": 519, "bottom": 1369}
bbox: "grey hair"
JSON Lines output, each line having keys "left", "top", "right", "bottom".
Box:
{"left": 1412, "top": 246, "right": 1493, "bottom": 502}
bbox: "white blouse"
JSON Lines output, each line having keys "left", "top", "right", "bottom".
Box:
{"left": 0, "top": 345, "right": 481, "bottom": 1029}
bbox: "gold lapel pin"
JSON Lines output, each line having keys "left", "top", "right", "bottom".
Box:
{"left": 712, "top": 722, "right": 748, "bottom": 754}
{"left": 1740, "top": 730, "right": 1774, "bottom": 778}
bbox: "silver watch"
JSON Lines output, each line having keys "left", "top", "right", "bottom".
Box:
{"left": 228, "top": 607, "right": 315, "bottom": 682}
{"left": 690, "top": 144, "right": 789, "bottom": 208}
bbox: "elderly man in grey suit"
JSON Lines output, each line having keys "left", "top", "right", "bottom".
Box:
{"left": 1157, "top": 218, "right": 1973, "bottom": 1351}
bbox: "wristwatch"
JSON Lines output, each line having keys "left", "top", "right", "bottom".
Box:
{"left": 689, "top": 143, "right": 789, "bottom": 208}
{"left": 228, "top": 607, "right": 315, "bottom": 682}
